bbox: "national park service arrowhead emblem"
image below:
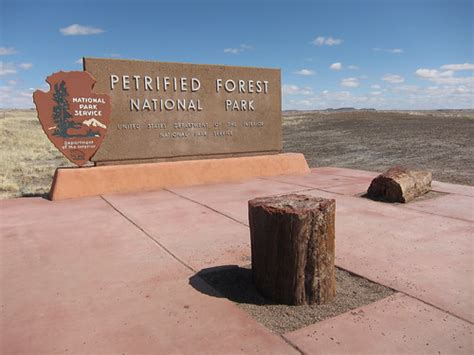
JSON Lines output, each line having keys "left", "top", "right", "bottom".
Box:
{"left": 33, "top": 71, "right": 111, "bottom": 166}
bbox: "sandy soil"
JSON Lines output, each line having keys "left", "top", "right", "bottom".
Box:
{"left": 198, "top": 265, "right": 394, "bottom": 334}
{"left": 283, "top": 110, "right": 474, "bottom": 185}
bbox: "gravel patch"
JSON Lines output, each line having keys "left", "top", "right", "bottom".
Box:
{"left": 194, "top": 265, "right": 395, "bottom": 334}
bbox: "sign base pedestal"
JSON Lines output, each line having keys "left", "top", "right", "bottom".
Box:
{"left": 48, "top": 153, "right": 310, "bottom": 200}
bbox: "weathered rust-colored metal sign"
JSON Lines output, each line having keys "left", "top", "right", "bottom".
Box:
{"left": 83, "top": 58, "right": 282, "bottom": 165}
{"left": 33, "top": 71, "right": 111, "bottom": 166}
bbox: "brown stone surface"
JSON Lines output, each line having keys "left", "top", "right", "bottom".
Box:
{"left": 248, "top": 194, "right": 336, "bottom": 305}
{"left": 83, "top": 58, "right": 282, "bottom": 164}
{"left": 49, "top": 153, "right": 309, "bottom": 200}
{"left": 367, "top": 166, "right": 432, "bottom": 203}
{"left": 33, "top": 71, "right": 111, "bottom": 166}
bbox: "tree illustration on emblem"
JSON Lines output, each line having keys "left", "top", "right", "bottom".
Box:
{"left": 52, "top": 80, "right": 80, "bottom": 137}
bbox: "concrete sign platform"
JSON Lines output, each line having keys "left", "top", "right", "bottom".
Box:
{"left": 1, "top": 167, "right": 473, "bottom": 354}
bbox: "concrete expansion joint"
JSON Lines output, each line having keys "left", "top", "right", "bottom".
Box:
{"left": 275, "top": 187, "right": 320, "bottom": 196}
{"left": 101, "top": 193, "right": 308, "bottom": 353}
{"left": 258, "top": 176, "right": 318, "bottom": 190}
{"left": 164, "top": 188, "right": 250, "bottom": 227}
{"left": 99, "top": 195, "right": 196, "bottom": 274}
{"left": 401, "top": 203, "right": 473, "bottom": 223}
{"left": 261, "top": 176, "right": 473, "bottom": 223}
{"left": 336, "top": 266, "right": 473, "bottom": 325}
{"left": 397, "top": 291, "right": 474, "bottom": 325}
{"left": 258, "top": 176, "right": 350, "bottom": 195}
{"left": 431, "top": 188, "right": 473, "bottom": 198}
{"left": 280, "top": 336, "right": 306, "bottom": 354}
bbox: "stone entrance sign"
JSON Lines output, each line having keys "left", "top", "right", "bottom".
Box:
{"left": 83, "top": 58, "right": 282, "bottom": 164}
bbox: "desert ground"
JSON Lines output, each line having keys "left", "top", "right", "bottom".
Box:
{"left": 283, "top": 109, "right": 474, "bottom": 185}
{"left": 1, "top": 109, "right": 473, "bottom": 198}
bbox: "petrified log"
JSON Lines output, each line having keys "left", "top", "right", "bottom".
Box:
{"left": 248, "top": 194, "right": 336, "bottom": 305}
{"left": 367, "top": 166, "right": 432, "bottom": 203}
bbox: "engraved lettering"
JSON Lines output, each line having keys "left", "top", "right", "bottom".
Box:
{"left": 122, "top": 75, "right": 130, "bottom": 90}
{"left": 130, "top": 98, "right": 140, "bottom": 111}
{"left": 144, "top": 76, "right": 153, "bottom": 90}
{"left": 110, "top": 75, "right": 119, "bottom": 90}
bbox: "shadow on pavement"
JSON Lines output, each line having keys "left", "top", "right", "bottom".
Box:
{"left": 20, "top": 192, "right": 50, "bottom": 200}
{"left": 189, "top": 265, "right": 274, "bottom": 306}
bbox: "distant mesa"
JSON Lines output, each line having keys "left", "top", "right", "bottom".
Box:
{"left": 283, "top": 107, "right": 377, "bottom": 114}
{"left": 82, "top": 118, "right": 107, "bottom": 129}
{"left": 325, "top": 107, "right": 356, "bottom": 112}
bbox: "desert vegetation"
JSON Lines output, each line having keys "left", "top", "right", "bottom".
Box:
{"left": 1, "top": 109, "right": 473, "bottom": 199}
{"left": 0, "top": 109, "right": 72, "bottom": 198}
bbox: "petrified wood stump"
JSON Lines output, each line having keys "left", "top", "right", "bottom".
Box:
{"left": 367, "top": 166, "right": 432, "bottom": 203}
{"left": 248, "top": 194, "right": 336, "bottom": 305}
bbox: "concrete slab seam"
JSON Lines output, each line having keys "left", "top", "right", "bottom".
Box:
{"left": 401, "top": 205, "right": 474, "bottom": 224}
{"left": 431, "top": 188, "right": 473, "bottom": 198}
{"left": 261, "top": 177, "right": 474, "bottom": 223}
{"left": 162, "top": 189, "right": 312, "bottom": 354}
{"left": 164, "top": 188, "right": 251, "bottom": 227}
{"left": 167, "top": 184, "right": 473, "bottom": 323}
{"left": 101, "top": 195, "right": 306, "bottom": 354}
{"left": 258, "top": 176, "right": 363, "bottom": 193}
{"left": 335, "top": 265, "right": 474, "bottom": 325}
{"left": 99, "top": 195, "right": 196, "bottom": 274}
{"left": 280, "top": 337, "right": 306, "bottom": 355}
{"left": 165, "top": 186, "right": 320, "bottom": 227}
{"left": 314, "top": 171, "right": 377, "bottom": 179}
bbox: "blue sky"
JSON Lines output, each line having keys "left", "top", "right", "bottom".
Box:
{"left": 1, "top": 0, "right": 473, "bottom": 109}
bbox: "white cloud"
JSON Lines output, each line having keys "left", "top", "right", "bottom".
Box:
{"left": 373, "top": 48, "right": 404, "bottom": 54}
{"left": 415, "top": 67, "right": 474, "bottom": 85}
{"left": 284, "top": 74, "right": 474, "bottom": 110}
{"left": 440, "top": 63, "right": 474, "bottom": 71}
{"left": 18, "top": 62, "right": 33, "bottom": 70}
{"left": 312, "top": 36, "right": 342, "bottom": 46}
{"left": 0, "top": 86, "right": 34, "bottom": 108}
{"left": 0, "top": 47, "right": 17, "bottom": 56}
{"left": 7, "top": 79, "right": 17, "bottom": 85}
{"left": 60, "top": 24, "right": 104, "bottom": 36}
{"left": 382, "top": 74, "right": 405, "bottom": 84}
{"left": 0, "top": 61, "right": 33, "bottom": 75}
{"left": 224, "top": 48, "right": 240, "bottom": 54}
{"left": 341, "top": 77, "right": 360, "bottom": 88}
{"left": 371, "top": 84, "right": 381, "bottom": 89}
{"left": 330, "top": 62, "right": 342, "bottom": 71}
{"left": 0, "top": 62, "right": 17, "bottom": 76}
{"left": 294, "top": 69, "right": 315, "bottom": 76}
{"left": 390, "top": 85, "right": 420, "bottom": 93}
{"left": 284, "top": 89, "right": 389, "bottom": 110}
{"left": 224, "top": 43, "right": 252, "bottom": 54}
{"left": 348, "top": 65, "right": 359, "bottom": 70}
{"left": 282, "top": 84, "right": 313, "bottom": 95}
{"left": 75, "top": 58, "right": 83, "bottom": 64}
{"left": 454, "top": 85, "right": 472, "bottom": 94}
{"left": 415, "top": 69, "right": 441, "bottom": 79}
